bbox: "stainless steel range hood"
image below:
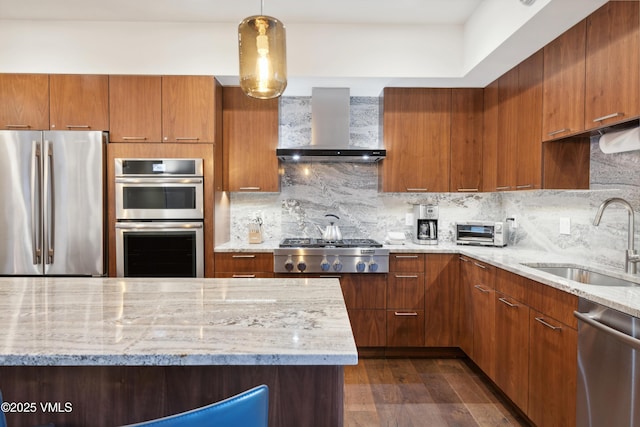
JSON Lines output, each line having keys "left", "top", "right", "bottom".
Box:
{"left": 276, "top": 88, "right": 386, "bottom": 162}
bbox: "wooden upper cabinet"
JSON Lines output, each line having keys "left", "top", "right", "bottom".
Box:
{"left": 0, "top": 74, "right": 49, "bottom": 130}
{"left": 162, "top": 76, "right": 215, "bottom": 143}
{"left": 222, "top": 86, "right": 280, "bottom": 192}
{"left": 109, "top": 75, "right": 162, "bottom": 143}
{"left": 496, "top": 67, "right": 519, "bottom": 191}
{"left": 49, "top": 74, "right": 108, "bottom": 130}
{"left": 482, "top": 79, "right": 499, "bottom": 192}
{"left": 542, "top": 20, "right": 586, "bottom": 141}
{"left": 380, "top": 88, "right": 451, "bottom": 193}
{"left": 450, "top": 88, "right": 483, "bottom": 192}
{"left": 516, "top": 50, "right": 543, "bottom": 191}
{"left": 585, "top": 1, "right": 640, "bottom": 130}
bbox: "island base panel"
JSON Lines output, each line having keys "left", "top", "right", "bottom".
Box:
{"left": 0, "top": 365, "right": 344, "bottom": 427}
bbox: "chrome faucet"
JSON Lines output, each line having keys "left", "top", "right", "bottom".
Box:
{"left": 593, "top": 197, "right": 640, "bottom": 274}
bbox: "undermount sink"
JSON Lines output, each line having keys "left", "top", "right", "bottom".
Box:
{"left": 522, "top": 264, "right": 640, "bottom": 287}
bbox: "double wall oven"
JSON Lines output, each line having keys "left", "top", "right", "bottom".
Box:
{"left": 115, "top": 158, "right": 204, "bottom": 277}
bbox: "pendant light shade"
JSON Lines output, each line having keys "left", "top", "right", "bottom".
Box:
{"left": 238, "top": 14, "right": 287, "bottom": 99}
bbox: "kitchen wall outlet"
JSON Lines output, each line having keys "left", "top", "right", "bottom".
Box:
{"left": 559, "top": 217, "right": 571, "bottom": 235}
{"left": 508, "top": 216, "right": 518, "bottom": 229}
{"left": 405, "top": 213, "right": 414, "bottom": 226}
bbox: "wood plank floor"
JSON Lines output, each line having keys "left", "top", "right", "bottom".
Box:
{"left": 344, "top": 358, "right": 530, "bottom": 427}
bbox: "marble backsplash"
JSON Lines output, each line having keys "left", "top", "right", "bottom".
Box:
{"left": 227, "top": 96, "right": 640, "bottom": 271}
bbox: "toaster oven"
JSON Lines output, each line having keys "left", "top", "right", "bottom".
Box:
{"left": 456, "top": 221, "right": 509, "bottom": 247}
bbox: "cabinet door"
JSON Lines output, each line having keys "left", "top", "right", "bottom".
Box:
{"left": 425, "top": 254, "right": 458, "bottom": 347}
{"left": 49, "top": 74, "right": 109, "bottom": 130}
{"left": 528, "top": 311, "right": 577, "bottom": 427}
{"left": 109, "top": 75, "right": 162, "bottom": 143}
{"left": 496, "top": 67, "right": 518, "bottom": 191}
{"left": 585, "top": 1, "right": 640, "bottom": 130}
{"left": 471, "top": 281, "right": 495, "bottom": 380}
{"left": 387, "top": 272, "right": 424, "bottom": 310}
{"left": 458, "top": 256, "right": 474, "bottom": 357}
{"left": 516, "top": 50, "right": 543, "bottom": 190}
{"left": 387, "top": 310, "right": 425, "bottom": 347}
{"left": 223, "top": 86, "right": 279, "bottom": 192}
{"left": 349, "top": 309, "right": 386, "bottom": 347}
{"left": 0, "top": 74, "right": 49, "bottom": 130}
{"left": 381, "top": 88, "right": 451, "bottom": 193}
{"left": 482, "top": 79, "right": 499, "bottom": 192}
{"left": 450, "top": 88, "right": 483, "bottom": 192}
{"left": 542, "top": 20, "right": 586, "bottom": 141}
{"left": 494, "top": 293, "right": 530, "bottom": 412}
{"left": 162, "top": 76, "right": 215, "bottom": 143}
{"left": 340, "top": 274, "right": 387, "bottom": 310}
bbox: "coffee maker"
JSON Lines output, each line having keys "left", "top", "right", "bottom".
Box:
{"left": 413, "top": 204, "right": 438, "bottom": 245}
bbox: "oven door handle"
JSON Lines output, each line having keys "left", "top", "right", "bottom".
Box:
{"left": 115, "top": 177, "right": 203, "bottom": 184}
{"left": 116, "top": 222, "right": 203, "bottom": 230}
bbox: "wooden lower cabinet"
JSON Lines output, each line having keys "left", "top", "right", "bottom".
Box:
{"left": 528, "top": 310, "right": 577, "bottom": 427}
{"left": 386, "top": 310, "right": 425, "bottom": 347}
{"left": 470, "top": 280, "right": 495, "bottom": 380}
{"left": 425, "top": 254, "right": 459, "bottom": 347}
{"left": 214, "top": 252, "right": 274, "bottom": 278}
{"left": 348, "top": 309, "right": 386, "bottom": 347}
{"left": 458, "top": 256, "right": 474, "bottom": 357}
{"left": 494, "top": 292, "right": 530, "bottom": 412}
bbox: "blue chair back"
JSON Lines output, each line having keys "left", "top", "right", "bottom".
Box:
{"left": 0, "top": 390, "right": 7, "bottom": 427}
{"left": 122, "top": 384, "right": 268, "bottom": 427}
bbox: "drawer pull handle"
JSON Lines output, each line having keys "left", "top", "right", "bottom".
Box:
{"left": 498, "top": 297, "right": 518, "bottom": 308}
{"left": 232, "top": 255, "right": 256, "bottom": 259}
{"left": 592, "top": 112, "right": 623, "bottom": 123}
{"left": 239, "top": 187, "right": 262, "bottom": 191}
{"left": 395, "top": 275, "right": 419, "bottom": 279}
{"left": 394, "top": 255, "right": 418, "bottom": 259}
{"left": 516, "top": 184, "right": 533, "bottom": 189}
{"left": 319, "top": 276, "right": 342, "bottom": 278}
{"left": 495, "top": 186, "right": 511, "bottom": 191}
{"left": 175, "top": 137, "right": 200, "bottom": 141}
{"left": 457, "top": 188, "right": 479, "bottom": 192}
{"left": 122, "top": 136, "right": 148, "bottom": 141}
{"left": 474, "top": 285, "right": 491, "bottom": 293}
{"left": 232, "top": 274, "right": 256, "bottom": 278}
{"left": 459, "top": 257, "right": 469, "bottom": 262}
{"left": 6, "top": 124, "right": 30, "bottom": 128}
{"left": 406, "top": 188, "right": 428, "bottom": 192}
{"left": 473, "top": 262, "right": 486, "bottom": 269}
{"left": 535, "top": 317, "right": 562, "bottom": 331}
{"left": 394, "top": 312, "right": 418, "bottom": 317}
{"left": 547, "top": 128, "right": 570, "bottom": 137}
{"left": 66, "top": 125, "right": 90, "bottom": 129}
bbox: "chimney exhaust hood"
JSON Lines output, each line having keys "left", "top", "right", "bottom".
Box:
{"left": 276, "top": 87, "right": 386, "bottom": 162}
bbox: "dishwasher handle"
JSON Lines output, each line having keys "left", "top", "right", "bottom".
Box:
{"left": 574, "top": 310, "right": 640, "bottom": 351}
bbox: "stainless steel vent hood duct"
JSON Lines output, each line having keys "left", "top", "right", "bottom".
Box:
{"left": 277, "top": 87, "right": 386, "bottom": 162}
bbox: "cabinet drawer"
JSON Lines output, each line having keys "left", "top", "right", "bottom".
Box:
{"left": 340, "top": 274, "right": 387, "bottom": 310}
{"left": 388, "top": 273, "right": 425, "bottom": 310}
{"left": 389, "top": 253, "right": 425, "bottom": 272}
{"left": 214, "top": 272, "right": 274, "bottom": 278}
{"left": 495, "top": 268, "right": 528, "bottom": 303}
{"left": 527, "top": 280, "right": 578, "bottom": 329}
{"left": 214, "top": 253, "right": 273, "bottom": 273}
{"left": 386, "top": 310, "right": 425, "bottom": 347}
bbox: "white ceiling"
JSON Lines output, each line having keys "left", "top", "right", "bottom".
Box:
{"left": 0, "top": 0, "right": 484, "bottom": 25}
{"left": 0, "top": 0, "right": 610, "bottom": 95}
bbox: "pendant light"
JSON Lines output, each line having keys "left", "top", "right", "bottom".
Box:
{"left": 238, "top": 0, "right": 287, "bottom": 99}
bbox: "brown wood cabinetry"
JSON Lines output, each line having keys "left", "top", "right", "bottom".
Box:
{"left": 457, "top": 256, "right": 474, "bottom": 356}
{"left": 49, "top": 74, "right": 109, "bottom": 130}
{"left": 585, "top": 1, "right": 640, "bottom": 130}
{"left": 0, "top": 73, "right": 49, "bottom": 130}
{"left": 494, "top": 291, "right": 530, "bottom": 412}
{"left": 495, "top": 67, "right": 519, "bottom": 191}
{"left": 482, "top": 80, "right": 499, "bottom": 192}
{"left": 339, "top": 274, "right": 388, "bottom": 347}
{"left": 222, "top": 86, "right": 280, "bottom": 192}
{"left": 109, "top": 75, "right": 162, "bottom": 143}
{"left": 528, "top": 310, "right": 577, "bottom": 427}
{"left": 162, "top": 76, "right": 216, "bottom": 143}
{"left": 469, "top": 261, "right": 496, "bottom": 380}
{"left": 425, "top": 254, "right": 459, "bottom": 347}
{"left": 380, "top": 88, "right": 451, "bottom": 193}
{"left": 214, "top": 252, "right": 274, "bottom": 278}
{"left": 387, "top": 254, "right": 425, "bottom": 347}
{"left": 450, "top": 89, "right": 483, "bottom": 192}
{"left": 542, "top": 20, "right": 586, "bottom": 141}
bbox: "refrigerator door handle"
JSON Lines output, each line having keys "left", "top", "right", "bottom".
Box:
{"left": 43, "top": 140, "right": 55, "bottom": 264}
{"left": 32, "top": 141, "right": 42, "bottom": 265}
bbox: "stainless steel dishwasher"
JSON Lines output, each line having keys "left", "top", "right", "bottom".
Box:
{"left": 574, "top": 298, "right": 640, "bottom": 426}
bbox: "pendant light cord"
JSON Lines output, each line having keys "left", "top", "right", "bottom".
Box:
{"left": 261, "top": 0, "right": 264, "bottom": 15}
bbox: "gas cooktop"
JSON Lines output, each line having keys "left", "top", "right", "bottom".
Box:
{"left": 279, "top": 238, "right": 383, "bottom": 248}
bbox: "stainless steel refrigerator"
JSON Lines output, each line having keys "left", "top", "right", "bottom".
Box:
{"left": 0, "top": 130, "right": 106, "bottom": 276}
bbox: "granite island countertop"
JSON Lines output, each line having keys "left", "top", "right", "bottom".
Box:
{"left": 216, "top": 240, "right": 640, "bottom": 318}
{"left": 0, "top": 277, "right": 358, "bottom": 367}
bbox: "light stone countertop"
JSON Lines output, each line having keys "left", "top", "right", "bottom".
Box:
{"left": 0, "top": 277, "right": 358, "bottom": 367}
{"left": 216, "top": 241, "right": 640, "bottom": 318}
